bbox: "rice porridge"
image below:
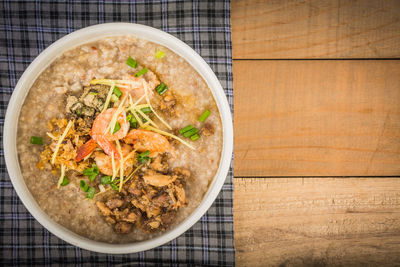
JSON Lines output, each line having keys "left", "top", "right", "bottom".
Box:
{"left": 17, "top": 35, "right": 222, "bottom": 243}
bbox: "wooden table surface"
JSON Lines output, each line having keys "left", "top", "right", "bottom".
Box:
{"left": 231, "top": 1, "right": 400, "bottom": 266}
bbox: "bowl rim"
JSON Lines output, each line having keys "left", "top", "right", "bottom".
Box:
{"left": 3, "top": 22, "right": 233, "bottom": 254}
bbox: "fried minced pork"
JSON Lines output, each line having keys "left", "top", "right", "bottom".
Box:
{"left": 37, "top": 118, "right": 92, "bottom": 172}
{"left": 96, "top": 156, "right": 191, "bottom": 234}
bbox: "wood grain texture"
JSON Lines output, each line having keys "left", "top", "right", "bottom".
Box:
{"left": 234, "top": 60, "right": 400, "bottom": 177}
{"left": 232, "top": 0, "right": 400, "bottom": 59}
{"left": 234, "top": 177, "right": 400, "bottom": 267}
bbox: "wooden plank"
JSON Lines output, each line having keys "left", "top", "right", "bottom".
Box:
{"left": 232, "top": 0, "right": 400, "bottom": 59}
{"left": 234, "top": 177, "right": 400, "bottom": 266}
{"left": 234, "top": 60, "right": 400, "bottom": 177}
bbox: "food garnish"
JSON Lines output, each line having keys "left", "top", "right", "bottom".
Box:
{"left": 86, "top": 187, "right": 95, "bottom": 199}
{"left": 51, "top": 120, "right": 74, "bottom": 165}
{"left": 113, "top": 86, "right": 123, "bottom": 99}
{"left": 179, "top": 125, "right": 194, "bottom": 134}
{"left": 137, "top": 150, "right": 151, "bottom": 164}
{"left": 100, "top": 176, "right": 111, "bottom": 185}
{"left": 155, "top": 50, "right": 165, "bottom": 59}
{"left": 143, "top": 125, "right": 195, "bottom": 150}
{"left": 102, "top": 82, "right": 116, "bottom": 112}
{"left": 82, "top": 164, "right": 100, "bottom": 181}
{"left": 112, "top": 121, "right": 121, "bottom": 134}
{"left": 126, "top": 57, "right": 138, "bottom": 68}
{"left": 134, "top": 68, "right": 148, "bottom": 77}
{"left": 155, "top": 82, "right": 168, "bottom": 95}
{"left": 190, "top": 134, "right": 200, "bottom": 141}
{"left": 60, "top": 176, "right": 69, "bottom": 186}
{"left": 30, "top": 136, "right": 43, "bottom": 145}
{"left": 140, "top": 107, "right": 152, "bottom": 114}
{"left": 80, "top": 180, "right": 88, "bottom": 192}
{"left": 198, "top": 109, "right": 211, "bottom": 122}
{"left": 56, "top": 164, "right": 66, "bottom": 188}
{"left": 179, "top": 125, "right": 199, "bottom": 138}
{"left": 115, "top": 140, "right": 124, "bottom": 191}
{"left": 183, "top": 127, "right": 198, "bottom": 138}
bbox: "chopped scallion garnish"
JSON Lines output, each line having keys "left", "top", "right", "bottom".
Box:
{"left": 80, "top": 180, "right": 88, "bottom": 192}
{"left": 101, "top": 176, "right": 111, "bottom": 185}
{"left": 110, "top": 94, "right": 119, "bottom": 103}
{"left": 113, "top": 86, "right": 123, "bottom": 98}
{"left": 82, "top": 164, "right": 99, "bottom": 181}
{"left": 30, "top": 136, "right": 43, "bottom": 145}
{"left": 183, "top": 127, "right": 198, "bottom": 138}
{"left": 134, "top": 68, "right": 148, "bottom": 77}
{"left": 126, "top": 57, "right": 138, "bottom": 68}
{"left": 141, "top": 107, "right": 152, "bottom": 114}
{"left": 110, "top": 183, "right": 119, "bottom": 191}
{"left": 198, "top": 110, "right": 211, "bottom": 122}
{"left": 190, "top": 134, "right": 200, "bottom": 141}
{"left": 126, "top": 113, "right": 138, "bottom": 128}
{"left": 113, "top": 121, "right": 121, "bottom": 134}
{"left": 155, "top": 82, "right": 168, "bottom": 95}
{"left": 179, "top": 125, "right": 194, "bottom": 134}
{"left": 86, "top": 187, "right": 95, "bottom": 199}
{"left": 155, "top": 50, "right": 165, "bottom": 59}
{"left": 61, "top": 176, "right": 69, "bottom": 186}
{"left": 137, "top": 150, "right": 151, "bottom": 164}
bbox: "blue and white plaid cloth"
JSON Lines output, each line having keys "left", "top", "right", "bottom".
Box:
{"left": 0, "top": 0, "right": 234, "bottom": 265}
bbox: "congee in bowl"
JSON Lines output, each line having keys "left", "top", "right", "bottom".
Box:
{"left": 17, "top": 35, "right": 222, "bottom": 243}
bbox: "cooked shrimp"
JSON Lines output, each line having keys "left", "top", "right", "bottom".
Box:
{"left": 94, "top": 144, "right": 134, "bottom": 176}
{"left": 119, "top": 75, "right": 153, "bottom": 99}
{"left": 124, "top": 129, "right": 170, "bottom": 156}
{"left": 91, "top": 108, "right": 130, "bottom": 159}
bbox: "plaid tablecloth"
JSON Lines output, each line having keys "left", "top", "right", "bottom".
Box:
{"left": 0, "top": 0, "right": 234, "bottom": 265}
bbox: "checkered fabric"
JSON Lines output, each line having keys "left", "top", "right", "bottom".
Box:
{"left": 0, "top": 0, "right": 234, "bottom": 265}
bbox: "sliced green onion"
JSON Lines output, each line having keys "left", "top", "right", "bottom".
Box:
{"left": 126, "top": 113, "right": 138, "bottom": 128}
{"left": 137, "top": 150, "right": 151, "bottom": 164}
{"left": 101, "top": 176, "right": 111, "bottom": 185}
{"left": 30, "top": 136, "right": 43, "bottom": 145}
{"left": 80, "top": 180, "right": 88, "bottom": 192}
{"left": 141, "top": 107, "right": 152, "bottom": 114}
{"left": 83, "top": 164, "right": 99, "bottom": 181}
{"left": 126, "top": 113, "right": 132, "bottom": 122}
{"left": 86, "top": 187, "right": 95, "bottom": 199}
{"left": 126, "top": 57, "right": 138, "bottom": 68}
{"left": 179, "top": 125, "right": 194, "bottom": 134}
{"left": 110, "top": 183, "right": 119, "bottom": 191}
{"left": 113, "top": 86, "right": 123, "bottom": 98}
{"left": 155, "top": 82, "right": 168, "bottom": 95}
{"left": 190, "top": 134, "right": 200, "bottom": 141}
{"left": 110, "top": 94, "right": 119, "bottom": 103}
{"left": 131, "top": 117, "right": 138, "bottom": 128}
{"left": 134, "top": 68, "right": 148, "bottom": 77}
{"left": 113, "top": 121, "right": 121, "bottom": 134}
{"left": 183, "top": 127, "right": 198, "bottom": 138}
{"left": 155, "top": 50, "right": 165, "bottom": 59}
{"left": 198, "top": 110, "right": 211, "bottom": 122}
{"left": 60, "top": 176, "right": 69, "bottom": 186}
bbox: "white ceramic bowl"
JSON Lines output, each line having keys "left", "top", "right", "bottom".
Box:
{"left": 3, "top": 23, "right": 233, "bottom": 254}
